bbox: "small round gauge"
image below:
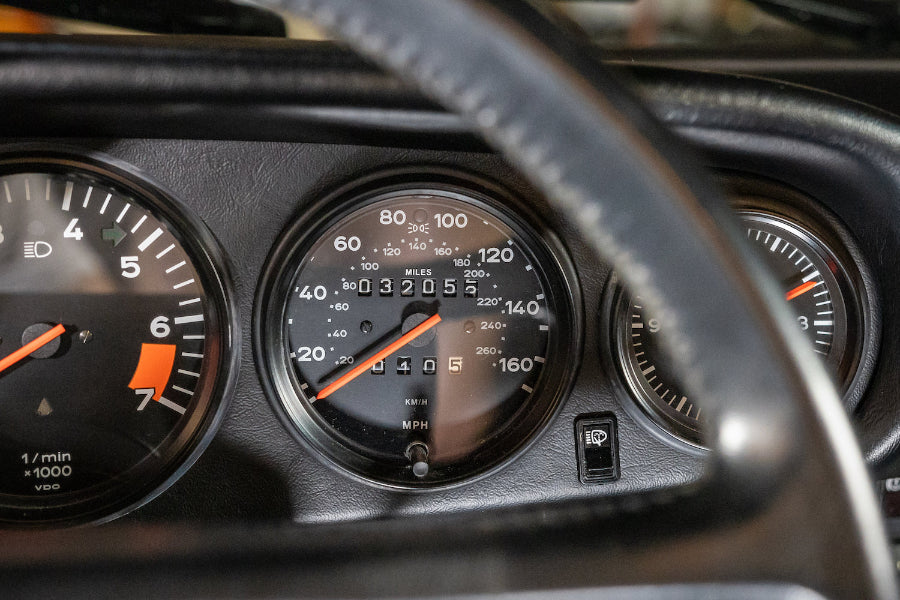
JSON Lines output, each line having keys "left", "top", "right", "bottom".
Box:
{"left": 256, "top": 171, "right": 580, "bottom": 487}
{"left": 609, "top": 189, "right": 874, "bottom": 447}
{"left": 0, "top": 153, "right": 236, "bottom": 525}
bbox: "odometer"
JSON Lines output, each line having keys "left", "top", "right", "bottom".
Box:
{"left": 256, "top": 173, "right": 580, "bottom": 487}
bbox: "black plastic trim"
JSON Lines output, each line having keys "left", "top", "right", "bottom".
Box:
{"left": 1, "top": 36, "right": 900, "bottom": 146}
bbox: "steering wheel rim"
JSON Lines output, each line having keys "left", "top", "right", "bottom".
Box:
{"left": 265, "top": 1, "right": 897, "bottom": 597}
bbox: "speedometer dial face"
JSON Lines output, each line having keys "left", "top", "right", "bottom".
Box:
{"left": 611, "top": 207, "right": 869, "bottom": 446}
{"left": 0, "top": 155, "right": 235, "bottom": 525}
{"left": 257, "top": 175, "right": 579, "bottom": 487}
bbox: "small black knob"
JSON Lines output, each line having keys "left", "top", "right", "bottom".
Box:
{"left": 406, "top": 442, "right": 429, "bottom": 478}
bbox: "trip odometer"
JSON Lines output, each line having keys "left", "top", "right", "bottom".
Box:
{"left": 256, "top": 173, "right": 579, "bottom": 487}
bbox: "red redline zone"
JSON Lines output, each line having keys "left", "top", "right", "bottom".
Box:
{"left": 127, "top": 343, "right": 177, "bottom": 401}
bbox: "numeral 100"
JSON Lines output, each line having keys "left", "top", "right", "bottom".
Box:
{"left": 433, "top": 213, "right": 468, "bottom": 228}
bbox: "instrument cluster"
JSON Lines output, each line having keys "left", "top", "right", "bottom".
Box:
{"left": 0, "top": 149, "right": 879, "bottom": 525}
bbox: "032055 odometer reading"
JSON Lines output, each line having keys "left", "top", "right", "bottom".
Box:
{"left": 257, "top": 179, "right": 579, "bottom": 487}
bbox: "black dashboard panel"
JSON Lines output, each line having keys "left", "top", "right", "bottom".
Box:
{"left": 69, "top": 139, "right": 694, "bottom": 523}
{"left": 0, "top": 36, "right": 898, "bottom": 526}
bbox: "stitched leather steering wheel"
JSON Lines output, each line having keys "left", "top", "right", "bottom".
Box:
{"left": 269, "top": 1, "right": 897, "bottom": 598}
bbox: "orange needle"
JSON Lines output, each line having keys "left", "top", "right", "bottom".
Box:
{"left": 786, "top": 281, "right": 818, "bottom": 301}
{"left": 315, "top": 314, "right": 441, "bottom": 401}
{"left": 0, "top": 324, "right": 66, "bottom": 375}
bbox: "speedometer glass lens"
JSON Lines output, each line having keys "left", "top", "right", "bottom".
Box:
{"left": 257, "top": 174, "right": 579, "bottom": 487}
{"left": 0, "top": 154, "right": 235, "bottom": 525}
{"left": 609, "top": 197, "right": 871, "bottom": 446}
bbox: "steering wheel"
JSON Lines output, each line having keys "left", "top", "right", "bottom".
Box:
{"left": 269, "top": 1, "right": 896, "bottom": 598}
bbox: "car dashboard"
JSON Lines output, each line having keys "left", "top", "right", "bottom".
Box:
{"left": 1, "top": 25, "right": 900, "bottom": 599}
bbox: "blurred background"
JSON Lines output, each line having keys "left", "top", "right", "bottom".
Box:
{"left": 0, "top": 0, "right": 856, "bottom": 49}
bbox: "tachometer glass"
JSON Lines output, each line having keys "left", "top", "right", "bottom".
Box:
{"left": 0, "top": 156, "right": 235, "bottom": 525}
{"left": 257, "top": 177, "right": 579, "bottom": 487}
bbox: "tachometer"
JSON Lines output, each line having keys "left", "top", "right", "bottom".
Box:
{"left": 256, "top": 171, "right": 580, "bottom": 487}
{"left": 0, "top": 152, "right": 237, "bottom": 525}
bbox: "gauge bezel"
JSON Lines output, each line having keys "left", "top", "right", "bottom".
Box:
{"left": 0, "top": 147, "right": 239, "bottom": 526}
{"left": 601, "top": 176, "right": 878, "bottom": 449}
{"left": 728, "top": 178, "right": 879, "bottom": 416}
{"left": 255, "top": 168, "right": 582, "bottom": 489}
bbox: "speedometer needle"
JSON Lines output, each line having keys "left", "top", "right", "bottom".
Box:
{"left": 786, "top": 281, "right": 819, "bottom": 301}
{"left": 0, "top": 324, "right": 66, "bottom": 375}
{"left": 315, "top": 313, "right": 441, "bottom": 401}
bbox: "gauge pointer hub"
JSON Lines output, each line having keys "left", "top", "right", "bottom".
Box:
{"left": 315, "top": 313, "right": 441, "bottom": 401}
{"left": 402, "top": 312, "right": 438, "bottom": 348}
{"left": 0, "top": 323, "right": 66, "bottom": 374}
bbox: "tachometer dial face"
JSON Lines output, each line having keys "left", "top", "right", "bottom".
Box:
{"left": 257, "top": 175, "right": 579, "bottom": 487}
{"left": 0, "top": 155, "right": 235, "bottom": 525}
{"left": 612, "top": 208, "right": 869, "bottom": 446}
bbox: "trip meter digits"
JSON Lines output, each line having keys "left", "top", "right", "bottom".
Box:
{"left": 257, "top": 174, "right": 580, "bottom": 487}
{"left": 0, "top": 153, "right": 236, "bottom": 525}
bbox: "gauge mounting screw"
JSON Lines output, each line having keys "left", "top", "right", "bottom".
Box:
{"left": 78, "top": 330, "right": 93, "bottom": 344}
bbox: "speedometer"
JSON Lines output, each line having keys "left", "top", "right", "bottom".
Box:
{"left": 256, "top": 171, "right": 580, "bottom": 487}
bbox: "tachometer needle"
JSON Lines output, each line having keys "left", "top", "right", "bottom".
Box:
{"left": 315, "top": 313, "right": 441, "bottom": 401}
{"left": 0, "top": 324, "right": 66, "bottom": 375}
{"left": 786, "top": 281, "right": 819, "bottom": 301}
